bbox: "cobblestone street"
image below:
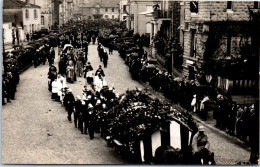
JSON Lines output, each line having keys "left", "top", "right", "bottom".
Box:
{"left": 2, "top": 44, "right": 251, "bottom": 164}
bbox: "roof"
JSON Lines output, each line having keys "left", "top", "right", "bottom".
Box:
{"left": 3, "top": 0, "right": 41, "bottom": 9}
{"left": 82, "top": 0, "right": 120, "bottom": 8}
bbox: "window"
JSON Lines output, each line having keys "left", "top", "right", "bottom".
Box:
{"left": 34, "top": 9, "right": 38, "bottom": 19}
{"left": 227, "top": 1, "right": 232, "bottom": 10}
{"left": 123, "top": 5, "right": 126, "bottom": 11}
{"left": 41, "top": 16, "right": 44, "bottom": 25}
{"left": 105, "top": 8, "right": 108, "bottom": 12}
{"left": 112, "top": 15, "right": 114, "bottom": 19}
{"left": 190, "top": 29, "right": 196, "bottom": 57}
{"left": 112, "top": 8, "right": 114, "bottom": 12}
{"left": 96, "top": 8, "right": 100, "bottom": 13}
{"left": 25, "top": 9, "right": 29, "bottom": 19}
{"left": 254, "top": 1, "right": 259, "bottom": 9}
{"left": 105, "top": 15, "right": 108, "bottom": 19}
{"left": 190, "top": 1, "right": 198, "bottom": 13}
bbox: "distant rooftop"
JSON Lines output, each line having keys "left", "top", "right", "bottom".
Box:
{"left": 81, "top": 0, "right": 120, "bottom": 8}
{"left": 3, "top": 0, "right": 41, "bottom": 9}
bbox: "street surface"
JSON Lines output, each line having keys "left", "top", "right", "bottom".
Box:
{"left": 2, "top": 44, "right": 250, "bottom": 164}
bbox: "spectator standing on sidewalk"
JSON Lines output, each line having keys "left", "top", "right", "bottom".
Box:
{"left": 191, "top": 94, "right": 197, "bottom": 113}
{"left": 26, "top": 33, "right": 30, "bottom": 42}
{"left": 248, "top": 104, "right": 259, "bottom": 164}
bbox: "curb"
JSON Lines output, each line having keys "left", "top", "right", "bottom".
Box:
{"left": 191, "top": 114, "right": 251, "bottom": 152}
{"left": 143, "top": 46, "right": 251, "bottom": 152}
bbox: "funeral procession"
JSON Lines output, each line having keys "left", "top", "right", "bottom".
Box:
{"left": 1, "top": 0, "right": 259, "bottom": 165}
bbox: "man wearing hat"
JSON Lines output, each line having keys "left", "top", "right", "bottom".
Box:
{"left": 192, "top": 126, "right": 215, "bottom": 164}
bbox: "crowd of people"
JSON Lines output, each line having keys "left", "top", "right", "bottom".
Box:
{"left": 3, "top": 31, "right": 58, "bottom": 105}
{"left": 3, "top": 18, "right": 258, "bottom": 164}
{"left": 47, "top": 61, "right": 119, "bottom": 140}
{"left": 2, "top": 53, "right": 20, "bottom": 104}
{"left": 112, "top": 30, "right": 259, "bottom": 163}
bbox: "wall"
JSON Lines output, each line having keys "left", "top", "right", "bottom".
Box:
{"left": 184, "top": 1, "right": 255, "bottom": 22}
{"left": 22, "top": 8, "right": 41, "bottom": 33}
{"left": 34, "top": 0, "right": 52, "bottom": 29}
{"left": 129, "top": 0, "right": 161, "bottom": 34}
{"left": 182, "top": 1, "right": 257, "bottom": 80}
{"left": 3, "top": 23, "right": 13, "bottom": 44}
{"left": 82, "top": 7, "right": 119, "bottom": 19}
{"left": 119, "top": 0, "right": 129, "bottom": 21}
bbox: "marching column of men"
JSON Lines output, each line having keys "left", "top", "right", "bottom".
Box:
{"left": 48, "top": 63, "right": 118, "bottom": 140}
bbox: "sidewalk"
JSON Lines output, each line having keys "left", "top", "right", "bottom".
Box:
{"left": 192, "top": 111, "right": 251, "bottom": 151}
{"left": 143, "top": 45, "right": 251, "bottom": 151}
{"left": 4, "top": 41, "right": 29, "bottom": 51}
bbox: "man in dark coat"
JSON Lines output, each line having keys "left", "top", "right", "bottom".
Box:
{"left": 63, "top": 89, "right": 75, "bottom": 122}
{"left": 103, "top": 50, "right": 108, "bottom": 68}
{"left": 48, "top": 65, "right": 57, "bottom": 92}
{"left": 95, "top": 65, "right": 105, "bottom": 77}
{"left": 97, "top": 44, "right": 104, "bottom": 62}
{"left": 74, "top": 95, "right": 82, "bottom": 128}
{"left": 79, "top": 100, "right": 87, "bottom": 134}
{"left": 87, "top": 103, "right": 95, "bottom": 139}
{"left": 109, "top": 42, "right": 113, "bottom": 54}
{"left": 48, "top": 47, "right": 55, "bottom": 66}
{"left": 58, "top": 57, "right": 67, "bottom": 76}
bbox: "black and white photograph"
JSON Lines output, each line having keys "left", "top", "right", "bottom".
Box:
{"left": 1, "top": 0, "right": 259, "bottom": 165}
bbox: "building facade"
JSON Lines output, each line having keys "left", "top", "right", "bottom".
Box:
{"left": 59, "top": 0, "right": 74, "bottom": 25}
{"left": 3, "top": 0, "right": 41, "bottom": 43}
{"left": 127, "top": 0, "right": 162, "bottom": 35}
{"left": 20, "top": 0, "right": 55, "bottom": 30}
{"left": 119, "top": 0, "right": 129, "bottom": 21}
{"left": 180, "top": 1, "right": 259, "bottom": 93}
{"left": 80, "top": 0, "right": 120, "bottom": 20}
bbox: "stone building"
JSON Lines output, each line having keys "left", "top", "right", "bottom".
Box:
{"left": 59, "top": 0, "right": 74, "bottom": 25}
{"left": 20, "top": 0, "right": 56, "bottom": 30}
{"left": 80, "top": 0, "right": 120, "bottom": 20}
{"left": 119, "top": 0, "right": 129, "bottom": 21}
{"left": 126, "top": 0, "right": 162, "bottom": 35}
{"left": 3, "top": 0, "right": 41, "bottom": 43}
{"left": 180, "top": 1, "right": 259, "bottom": 94}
